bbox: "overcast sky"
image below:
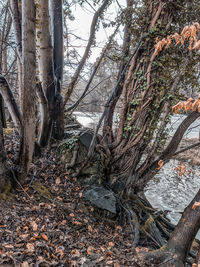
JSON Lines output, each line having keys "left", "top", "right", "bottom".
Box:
{"left": 67, "top": 0, "right": 126, "bottom": 62}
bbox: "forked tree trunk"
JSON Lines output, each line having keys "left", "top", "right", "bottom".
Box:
{"left": 19, "top": 0, "right": 36, "bottom": 180}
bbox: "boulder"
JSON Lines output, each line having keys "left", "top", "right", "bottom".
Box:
{"left": 83, "top": 184, "right": 116, "bottom": 214}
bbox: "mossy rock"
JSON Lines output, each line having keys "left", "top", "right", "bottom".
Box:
{"left": 59, "top": 131, "right": 104, "bottom": 183}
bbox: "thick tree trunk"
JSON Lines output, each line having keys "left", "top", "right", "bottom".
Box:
{"left": 19, "top": 0, "right": 36, "bottom": 179}
{"left": 140, "top": 189, "right": 200, "bottom": 266}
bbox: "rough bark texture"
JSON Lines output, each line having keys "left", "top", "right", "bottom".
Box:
{"left": 19, "top": 0, "right": 36, "bottom": 179}
{"left": 99, "top": 0, "right": 190, "bottom": 196}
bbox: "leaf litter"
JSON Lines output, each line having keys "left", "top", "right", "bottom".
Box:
{"left": 0, "top": 133, "right": 150, "bottom": 266}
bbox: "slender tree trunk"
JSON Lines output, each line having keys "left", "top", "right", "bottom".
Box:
{"left": 19, "top": 0, "right": 36, "bottom": 179}
{"left": 9, "top": 0, "right": 23, "bottom": 110}
{"left": 103, "top": 0, "right": 133, "bottom": 143}
{"left": 50, "top": 0, "right": 64, "bottom": 140}
{"left": 0, "top": 75, "right": 22, "bottom": 132}
{"left": 0, "top": 102, "right": 6, "bottom": 191}
{"left": 36, "top": 0, "right": 54, "bottom": 146}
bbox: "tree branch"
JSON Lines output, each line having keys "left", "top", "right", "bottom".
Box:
{"left": 63, "top": 0, "right": 111, "bottom": 107}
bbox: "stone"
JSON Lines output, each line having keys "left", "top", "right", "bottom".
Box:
{"left": 83, "top": 184, "right": 116, "bottom": 214}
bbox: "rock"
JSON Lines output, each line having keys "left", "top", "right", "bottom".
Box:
{"left": 83, "top": 184, "right": 116, "bottom": 214}
{"left": 79, "top": 131, "right": 94, "bottom": 150}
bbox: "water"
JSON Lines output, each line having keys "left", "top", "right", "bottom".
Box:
{"left": 145, "top": 159, "right": 200, "bottom": 224}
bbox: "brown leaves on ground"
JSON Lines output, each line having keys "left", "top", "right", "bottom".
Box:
{"left": 0, "top": 133, "right": 146, "bottom": 266}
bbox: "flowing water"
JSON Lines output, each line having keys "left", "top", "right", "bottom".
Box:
{"left": 74, "top": 112, "right": 200, "bottom": 234}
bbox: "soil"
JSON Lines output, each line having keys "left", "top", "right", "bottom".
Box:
{"left": 0, "top": 132, "right": 151, "bottom": 267}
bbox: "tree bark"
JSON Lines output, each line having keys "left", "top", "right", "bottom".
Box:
{"left": 0, "top": 101, "right": 6, "bottom": 191}
{"left": 19, "top": 0, "right": 36, "bottom": 179}
{"left": 50, "top": 0, "right": 64, "bottom": 140}
{"left": 36, "top": 0, "right": 54, "bottom": 146}
{"left": 0, "top": 75, "right": 22, "bottom": 132}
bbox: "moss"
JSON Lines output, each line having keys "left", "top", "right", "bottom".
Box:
{"left": 144, "top": 216, "right": 155, "bottom": 231}
{"left": 0, "top": 180, "right": 14, "bottom": 201}
{"left": 32, "top": 182, "right": 52, "bottom": 200}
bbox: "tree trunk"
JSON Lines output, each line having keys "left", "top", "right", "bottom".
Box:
{"left": 19, "top": 0, "right": 36, "bottom": 180}
{"left": 140, "top": 189, "right": 200, "bottom": 266}
{"left": 0, "top": 75, "right": 22, "bottom": 132}
{"left": 50, "top": 0, "right": 64, "bottom": 140}
{"left": 36, "top": 0, "right": 54, "bottom": 146}
{"left": 103, "top": 0, "right": 134, "bottom": 144}
{"left": 0, "top": 102, "right": 6, "bottom": 191}
{"left": 9, "top": 0, "right": 23, "bottom": 110}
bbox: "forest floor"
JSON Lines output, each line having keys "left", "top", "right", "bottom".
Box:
{"left": 0, "top": 132, "right": 152, "bottom": 267}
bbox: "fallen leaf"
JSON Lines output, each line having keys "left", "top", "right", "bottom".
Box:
{"left": 56, "top": 177, "right": 61, "bottom": 185}
{"left": 192, "top": 202, "right": 200, "bottom": 210}
{"left": 108, "top": 242, "right": 115, "bottom": 247}
{"left": 41, "top": 233, "right": 48, "bottom": 241}
{"left": 26, "top": 243, "right": 35, "bottom": 253}
{"left": 70, "top": 249, "right": 80, "bottom": 257}
{"left": 21, "top": 261, "right": 30, "bottom": 267}
{"left": 2, "top": 244, "right": 14, "bottom": 249}
{"left": 97, "top": 256, "right": 104, "bottom": 262}
{"left": 106, "top": 261, "right": 113, "bottom": 265}
{"left": 87, "top": 246, "right": 93, "bottom": 255}
{"left": 30, "top": 221, "right": 38, "bottom": 231}
{"left": 88, "top": 225, "right": 93, "bottom": 232}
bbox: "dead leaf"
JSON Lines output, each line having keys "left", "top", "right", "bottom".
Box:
{"left": 30, "top": 221, "right": 38, "bottom": 231}
{"left": 108, "top": 242, "right": 115, "bottom": 247}
{"left": 88, "top": 225, "right": 93, "bottom": 232}
{"left": 192, "top": 202, "right": 200, "bottom": 210}
{"left": 26, "top": 243, "right": 35, "bottom": 253}
{"left": 70, "top": 249, "right": 80, "bottom": 257}
{"left": 56, "top": 177, "right": 61, "bottom": 185}
{"left": 97, "top": 256, "right": 104, "bottom": 262}
{"left": 106, "top": 261, "right": 113, "bottom": 265}
{"left": 21, "top": 261, "right": 30, "bottom": 267}
{"left": 2, "top": 244, "right": 14, "bottom": 249}
{"left": 87, "top": 246, "right": 93, "bottom": 255}
{"left": 41, "top": 233, "right": 48, "bottom": 241}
